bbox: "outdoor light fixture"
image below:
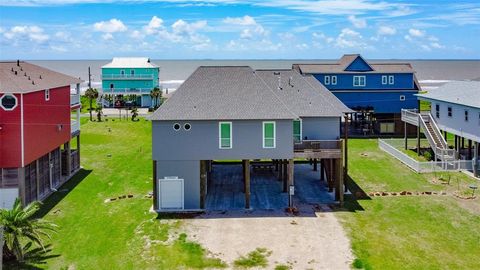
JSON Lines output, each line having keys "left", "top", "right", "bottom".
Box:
{"left": 57, "top": 124, "right": 63, "bottom": 131}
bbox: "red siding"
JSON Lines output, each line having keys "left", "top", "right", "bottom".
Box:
{"left": 0, "top": 93, "right": 22, "bottom": 168}
{"left": 23, "top": 86, "right": 71, "bottom": 166}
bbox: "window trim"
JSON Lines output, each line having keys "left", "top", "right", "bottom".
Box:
{"left": 331, "top": 76, "right": 337, "bottom": 85}
{"left": 435, "top": 104, "right": 440, "bottom": 118}
{"left": 399, "top": 95, "right": 405, "bottom": 101}
{"left": 219, "top": 122, "right": 232, "bottom": 149}
{"left": 464, "top": 110, "right": 468, "bottom": 122}
{"left": 381, "top": 75, "right": 387, "bottom": 85}
{"left": 388, "top": 75, "right": 394, "bottom": 85}
{"left": 447, "top": 107, "right": 452, "bottom": 117}
{"left": 293, "top": 119, "right": 302, "bottom": 142}
{"left": 173, "top": 123, "right": 181, "bottom": 131}
{"left": 184, "top": 123, "right": 191, "bottom": 131}
{"left": 262, "top": 121, "right": 276, "bottom": 149}
{"left": 45, "top": 89, "right": 50, "bottom": 101}
{"left": 120, "top": 70, "right": 125, "bottom": 76}
{"left": 130, "top": 69, "right": 135, "bottom": 76}
{"left": 0, "top": 94, "right": 18, "bottom": 111}
{"left": 353, "top": 76, "right": 366, "bottom": 87}
{"left": 324, "top": 75, "right": 330, "bottom": 85}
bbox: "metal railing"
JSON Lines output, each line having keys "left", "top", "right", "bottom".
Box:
{"left": 101, "top": 88, "right": 153, "bottom": 94}
{"left": 294, "top": 140, "right": 341, "bottom": 152}
{"left": 71, "top": 120, "right": 80, "bottom": 134}
{"left": 70, "top": 94, "right": 80, "bottom": 105}
{"left": 102, "top": 74, "right": 154, "bottom": 79}
{"left": 379, "top": 139, "right": 474, "bottom": 173}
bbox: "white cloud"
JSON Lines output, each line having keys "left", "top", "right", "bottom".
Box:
{"left": 143, "top": 16, "right": 164, "bottom": 34}
{"left": 102, "top": 33, "right": 114, "bottom": 40}
{"left": 408, "top": 28, "right": 425, "bottom": 37}
{"left": 130, "top": 30, "right": 143, "bottom": 39}
{"left": 223, "top": 15, "right": 256, "bottom": 26}
{"left": 348, "top": 15, "right": 367, "bottom": 28}
{"left": 223, "top": 15, "right": 267, "bottom": 40}
{"left": 296, "top": 43, "right": 309, "bottom": 50}
{"left": 335, "top": 28, "right": 366, "bottom": 48}
{"left": 378, "top": 26, "right": 396, "bottom": 35}
{"left": 3, "top": 25, "right": 49, "bottom": 43}
{"left": 93, "top": 18, "right": 127, "bottom": 33}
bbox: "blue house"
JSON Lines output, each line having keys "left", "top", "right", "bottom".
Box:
{"left": 101, "top": 57, "right": 160, "bottom": 108}
{"left": 294, "top": 54, "right": 421, "bottom": 135}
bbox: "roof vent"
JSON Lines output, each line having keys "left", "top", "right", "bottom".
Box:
{"left": 24, "top": 72, "right": 27, "bottom": 76}
{"left": 28, "top": 76, "right": 30, "bottom": 80}
{"left": 273, "top": 71, "right": 280, "bottom": 75}
{"left": 17, "top": 60, "right": 20, "bottom": 66}
{"left": 39, "top": 75, "right": 42, "bottom": 79}
{"left": 277, "top": 76, "right": 282, "bottom": 90}
{"left": 11, "top": 67, "right": 14, "bottom": 72}
{"left": 14, "top": 71, "right": 17, "bottom": 75}
{"left": 289, "top": 76, "right": 293, "bottom": 87}
{"left": 32, "top": 80, "right": 35, "bottom": 85}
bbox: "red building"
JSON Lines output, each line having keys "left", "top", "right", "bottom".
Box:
{"left": 0, "top": 61, "right": 82, "bottom": 208}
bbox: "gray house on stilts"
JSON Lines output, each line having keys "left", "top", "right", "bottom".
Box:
{"left": 151, "top": 66, "right": 352, "bottom": 212}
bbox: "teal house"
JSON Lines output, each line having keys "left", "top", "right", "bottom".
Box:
{"left": 101, "top": 57, "right": 160, "bottom": 108}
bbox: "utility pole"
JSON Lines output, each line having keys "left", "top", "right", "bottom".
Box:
{"left": 88, "top": 66, "right": 92, "bottom": 88}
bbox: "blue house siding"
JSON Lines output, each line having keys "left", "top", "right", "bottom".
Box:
{"left": 314, "top": 73, "right": 415, "bottom": 90}
{"left": 334, "top": 91, "right": 417, "bottom": 113}
{"left": 345, "top": 57, "right": 373, "bottom": 71}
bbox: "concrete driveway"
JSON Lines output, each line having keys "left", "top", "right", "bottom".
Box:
{"left": 185, "top": 207, "right": 354, "bottom": 269}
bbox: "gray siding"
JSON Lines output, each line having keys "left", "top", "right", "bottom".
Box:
{"left": 430, "top": 101, "right": 480, "bottom": 142}
{"left": 157, "top": 160, "right": 200, "bottom": 209}
{"left": 301, "top": 117, "right": 340, "bottom": 140}
{"left": 152, "top": 120, "right": 294, "bottom": 161}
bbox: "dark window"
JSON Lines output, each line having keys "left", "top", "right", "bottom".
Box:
{"left": 110, "top": 83, "right": 114, "bottom": 89}
{"left": 435, "top": 104, "right": 440, "bottom": 118}
{"left": 448, "top": 107, "right": 452, "bottom": 117}
{"left": 130, "top": 70, "right": 135, "bottom": 75}
{"left": 1, "top": 94, "right": 17, "bottom": 110}
{"left": 465, "top": 110, "right": 469, "bottom": 121}
{"left": 173, "top": 123, "right": 181, "bottom": 131}
{"left": 184, "top": 123, "right": 191, "bottom": 131}
{"left": 0, "top": 168, "right": 19, "bottom": 188}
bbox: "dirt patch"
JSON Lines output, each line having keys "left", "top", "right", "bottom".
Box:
{"left": 184, "top": 208, "right": 354, "bottom": 269}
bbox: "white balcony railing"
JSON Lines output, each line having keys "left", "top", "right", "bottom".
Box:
{"left": 70, "top": 94, "right": 80, "bottom": 106}
{"left": 101, "top": 88, "right": 153, "bottom": 94}
{"left": 102, "top": 74, "right": 154, "bottom": 80}
{"left": 71, "top": 120, "right": 80, "bottom": 134}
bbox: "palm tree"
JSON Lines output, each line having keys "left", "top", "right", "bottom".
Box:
{"left": 150, "top": 87, "right": 162, "bottom": 109}
{"left": 1, "top": 198, "right": 57, "bottom": 262}
{"left": 84, "top": 88, "right": 99, "bottom": 121}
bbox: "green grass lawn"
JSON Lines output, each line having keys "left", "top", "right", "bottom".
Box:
{"left": 35, "top": 118, "right": 224, "bottom": 269}
{"left": 24, "top": 122, "right": 479, "bottom": 269}
{"left": 337, "top": 139, "right": 480, "bottom": 270}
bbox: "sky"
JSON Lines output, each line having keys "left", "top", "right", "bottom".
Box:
{"left": 0, "top": 0, "right": 479, "bottom": 60}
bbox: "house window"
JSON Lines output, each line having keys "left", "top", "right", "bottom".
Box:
{"left": 388, "top": 75, "right": 394, "bottom": 85}
{"left": 331, "top": 76, "right": 337, "bottom": 85}
{"left": 184, "top": 123, "right": 191, "bottom": 131}
{"left": 173, "top": 123, "right": 181, "bottom": 131}
{"left": 382, "top": 75, "right": 387, "bottom": 85}
{"left": 263, "top": 121, "right": 276, "bottom": 148}
{"left": 293, "top": 119, "right": 302, "bottom": 142}
{"left": 120, "top": 70, "right": 125, "bottom": 76}
{"left": 324, "top": 76, "right": 330, "bottom": 85}
{"left": 353, "top": 76, "right": 366, "bottom": 87}
{"left": 380, "top": 122, "right": 395, "bottom": 134}
{"left": 400, "top": 95, "right": 405, "bottom": 101}
{"left": 0, "top": 168, "right": 19, "bottom": 188}
{"left": 435, "top": 104, "right": 440, "bottom": 118}
{"left": 45, "top": 89, "right": 50, "bottom": 101}
{"left": 0, "top": 94, "right": 18, "bottom": 111}
{"left": 219, "top": 122, "right": 232, "bottom": 149}
{"left": 130, "top": 70, "right": 135, "bottom": 76}
{"left": 448, "top": 107, "right": 452, "bottom": 117}
{"left": 110, "top": 83, "right": 114, "bottom": 89}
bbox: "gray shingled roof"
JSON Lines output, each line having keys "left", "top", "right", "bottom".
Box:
{"left": 255, "top": 69, "right": 353, "bottom": 117}
{"left": 416, "top": 81, "right": 480, "bottom": 109}
{"left": 150, "top": 66, "right": 298, "bottom": 121}
{"left": 0, "top": 61, "right": 82, "bottom": 94}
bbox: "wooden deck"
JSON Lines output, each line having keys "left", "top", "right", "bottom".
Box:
{"left": 294, "top": 140, "right": 343, "bottom": 159}
{"left": 205, "top": 163, "right": 335, "bottom": 210}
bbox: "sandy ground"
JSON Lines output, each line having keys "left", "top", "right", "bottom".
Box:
{"left": 185, "top": 206, "right": 354, "bottom": 270}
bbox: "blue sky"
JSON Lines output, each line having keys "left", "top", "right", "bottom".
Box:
{"left": 0, "top": 0, "right": 479, "bottom": 59}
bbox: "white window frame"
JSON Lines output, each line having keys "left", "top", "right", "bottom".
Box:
{"left": 0, "top": 94, "right": 18, "bottom": 111}
{"left": 324, "top": 76, "right": 330, "bottom": 85}
{"left": 388, "top": 75, "right": 394, "bottom": 85}
{"left": 331, "top": 76, "right": 337, "bottom": 85}
{"left": 399, "top": 95, "right": 405, "bottom": 101}
{"left": 120, "top": 70, "right": 125, "bottom": 76}
{"left": 353, "top": 76, "right": 366, "bottom": 87}
{"left": 219, "top": 122, "right": 232, "bottom": 149}
{"left": 45, "top": 89, "right": 50, "bottom": 101}
{"left": 262, "top": 121, "right": 276, "bottom": 149}
{"left": 293, "top": 119, "right": 302, "bottom": 142}
{"left": 447, "top": 107, "right": 452, "bottom": 117}
{"left": 382, "top": 75, "right": 387, "bottom": 85}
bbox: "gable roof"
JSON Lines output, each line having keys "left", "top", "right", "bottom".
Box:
{"left": 0, "top": 61, "right": 82, "bottom": 94}
{"left": 342, "top": 54, "right": 374, "bottom": 71}
{"left": 102, "top": 57, "right": 158, "bottom": 68}
{"left": 150, "top": 66, "right": 298, "bottom": 121}
{"left": 255, "top": 69, "right": 352, "bottom": 117}
{"left": 416, "top": 81, "right": 480, "bottom": 109}
{"left": 293, "top": 54, "right": 415, "bottom": 74}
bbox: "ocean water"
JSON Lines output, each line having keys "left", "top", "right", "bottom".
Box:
{"left": 28, "top": 59, "right": 480, "bottom": 92}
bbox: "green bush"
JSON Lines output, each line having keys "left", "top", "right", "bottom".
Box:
{"left": 423, "top": 151, "right": 432, "bottom": 161}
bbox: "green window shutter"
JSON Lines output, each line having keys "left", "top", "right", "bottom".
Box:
{"left": 220, "top": 122, "right": 231, "bottom": 148}
{"left": 263, "top": 122, "right": 275, "bottom": 148}
{"left": 293, "top": 120, "right": 301, "bottom": 142}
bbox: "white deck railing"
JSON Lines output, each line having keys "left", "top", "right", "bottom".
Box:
{"left": 70, "top": 94, "right": 80, "bottom": 105}
{"left": 101, "top": 88, "right": 152, "bottom": 94}
{"left": 71, "top": 120, "right": 80, "bottom": 134}
{"left": 379, "top": 139, "right": 474, "bottom": 173}
{"left": 102, "top": 74, "right": 154, "bottom": 80}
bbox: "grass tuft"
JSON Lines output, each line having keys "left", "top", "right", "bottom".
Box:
{"left": 233, "top": 248, "right": 272, "bottom": 268}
